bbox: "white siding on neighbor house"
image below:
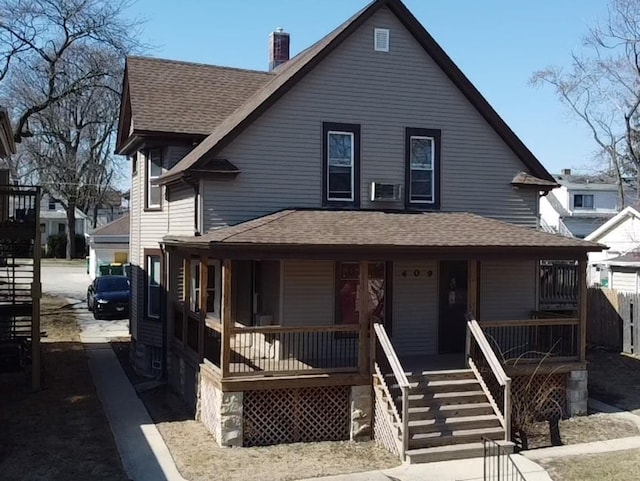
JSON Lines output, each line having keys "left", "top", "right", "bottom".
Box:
{"left": 168, "top": 184, "right": 195, "bottom": 236}
{"left": 480, "top": 260, "right": 537, "bottom": 321}
{"left": 589, "top": 214, "right": 640, "bottom": 264}
{"left": 391, "top": 261, "right": 438, "bottom": 356}
{"left": 281, "top": 260, "right": 334, "bottom": 326}
{"left": 202, "top": 6, "right": 538, "bottom": 232}
{"left": 611, "top": 270, "right": 637, "bottom": 293}
{"left": 89, "top": 243, "right": 129, "bottom": 280}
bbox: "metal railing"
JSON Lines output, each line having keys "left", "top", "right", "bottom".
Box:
{"left": 466, "top": 319, "right": 512, "bottom": 442}
{"left": 483, "top": 437, "right": 525, "bottom": 481}
{"left": 479, "top": 318, "right": 580, "bottom": 362}
{"left": 227, "top": 324, "right": 360, "bottom": 375}
{"left": 373, "top": 322, "right": 410, "bottom": 459}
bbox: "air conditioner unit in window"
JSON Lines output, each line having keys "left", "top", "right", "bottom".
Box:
{"left": 370, "top": 182, "right": 402, "bottom": 201}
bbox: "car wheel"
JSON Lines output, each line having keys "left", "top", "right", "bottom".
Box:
{"left": 93, "top": 310, "right": 101, "bottom": 320}
{"left": 87, "top": 295, "right": 93, "bottom": 312}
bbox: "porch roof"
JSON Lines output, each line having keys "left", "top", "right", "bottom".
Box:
{"left": 164, "top": 210, "right": 604, "bottom": 258}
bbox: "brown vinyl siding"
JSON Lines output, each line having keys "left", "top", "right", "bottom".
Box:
{"left": 391, "top": 260, "right": 438, "bottom": 355}
{"left": 480, "top": 260, "right": 537, "bottom": 321}
{"left": 202, "top": 6, "right": 537, "bottom": 231}
{"left": 282, "top": 260, "right": 334, "bottom": 326}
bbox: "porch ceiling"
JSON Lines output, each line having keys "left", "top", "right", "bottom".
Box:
{"left": 164, "top": 209, "right": 604, "bottom": 259}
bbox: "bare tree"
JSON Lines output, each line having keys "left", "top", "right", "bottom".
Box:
{"left": 18, "top": 47, "right": 125, "bottom": 258}
{"left": 531, "top": 0, "right": 640, "bottom": 207}
{"left": 0, "top": 0, "right": 141, "bottom": 143}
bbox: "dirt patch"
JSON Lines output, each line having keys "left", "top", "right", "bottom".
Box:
{"left": 540, "top": 449, "right": 640, "bottom": 481}
{"left": 588, "top": 348, "right": 640, "bottom": 413}
{"left": 0, "top": 296, "right": 128, "bottom": 481}
{"left": 525, "top": 413, "right": 639, "bottom": 450}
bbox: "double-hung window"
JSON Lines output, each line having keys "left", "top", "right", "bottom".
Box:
{"left": 323, "top": 122, "right": 360, "bottom": 206}
{"left": 146, "top": 252, "right": 161, "bottom": 320}
{"left": 189, "top": 258, "right": 201, "bottom": 313}
{"left": 146, "top": 148, "right": 163, "bottom": 209}
{"left": 405, "top": 128, "right": 440, "bottom": 209}
{"left": 206, "top": 260, "right": 221, "bottom": 320}
{"left": 574, "top": 194, "right": 594, "bottom": 209}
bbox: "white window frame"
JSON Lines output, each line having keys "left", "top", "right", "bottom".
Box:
{"left": 374, "top": 28, "right": 390, "bottom": 52}
{"left": 574, "top": 194, "right": 594, "bottom": 209}
{"left": 189, "top": 258, "right": 200, "bottom": 313}
{"left": 205, "top": 260, "right": 222, "bottom": 321}
{"left": 327, "top": 130, "right": 355, "bottom": 202}
{"left": 146, "top": 149, "right": 163, "bottom": 209}
{"left": 146, "top": 254, "right": 161, "bottom": 320}
{"left": 409, "top": 135, "right": 435, "bottom": 204}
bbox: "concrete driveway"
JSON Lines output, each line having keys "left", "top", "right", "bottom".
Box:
{"left": 41, "top": 260, "right": 129, "bottom": 341}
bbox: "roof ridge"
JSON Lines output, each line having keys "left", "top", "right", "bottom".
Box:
{"left": 127, "top": 55, "right": 273, "bottom": 76}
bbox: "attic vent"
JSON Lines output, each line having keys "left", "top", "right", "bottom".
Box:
{"left": 374, "top": 28, "right": 390, "bottom": 52}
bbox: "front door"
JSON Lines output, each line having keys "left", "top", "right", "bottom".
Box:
{"left": 438, "top": 261, "right": 468, "bottom": 353}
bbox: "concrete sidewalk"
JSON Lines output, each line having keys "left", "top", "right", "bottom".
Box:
{"left": 299, "top": 455, "right": 552, "bottom": 481}
{"left": 81, "top": 334, "right": 187, "bottom": 481}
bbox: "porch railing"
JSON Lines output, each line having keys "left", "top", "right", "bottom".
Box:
{"left": 466, "top": 319, "right": 511, "bottom": 442}
{"left": 479, "top": 318, "right": 580, "bottom": 362}
{"left": 226, "top": 324, "right": 360, "bottom": 375}
{"left": 373, "top": 322, "right": 409, "bottom": 459}
{"left": 483, "top": 437, "right": 525, "bottom": 481}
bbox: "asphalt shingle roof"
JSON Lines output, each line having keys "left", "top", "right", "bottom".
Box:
{"left": 164, "top": 210, "right": 603, "bottom": 253}
{"left": 90, "top": 214, "right": 130, "bottom": 237}
{"left": 126, "top": 57, "right": 273, "bottom": 136}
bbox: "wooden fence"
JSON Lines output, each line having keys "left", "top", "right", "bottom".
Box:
{"left": 587, "top": 288, "right": 639, "bottom": 353}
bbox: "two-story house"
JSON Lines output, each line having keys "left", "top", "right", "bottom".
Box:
{"left": 117, "top": 0, "right": 602, "bottom": 463}
{"left": 39, "top": 193, "right": 89, "bottom": 251}
{"left": 540, "top": 169, "right": 634, "bottom": 239}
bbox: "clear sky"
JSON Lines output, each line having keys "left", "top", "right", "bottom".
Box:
{"left": 128, "top": 0, "right": 610, "bottom": 176}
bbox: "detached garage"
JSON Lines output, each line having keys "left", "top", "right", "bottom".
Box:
{"left": 88, "top": 215, "right": 129, "bottom": 280}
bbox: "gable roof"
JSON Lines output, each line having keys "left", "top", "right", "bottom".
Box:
{"left": 89, "top": 214, "right": 130, "bottom": 237}
{"left": 585, "top": 206, "right": 640, "bottom": 242}
{"left": 158, "top": 0, "right": 554, "bottom": 185}
{"left": 116, "top": 57, "right": 273, "bottom": 153}
{"left": 164, "top": 209, "right": 602, "bottom": 257}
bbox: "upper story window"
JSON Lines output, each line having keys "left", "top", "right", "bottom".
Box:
{"left": 146, "top": 148, "right": 163, "bottom": 210}
{"left": 48, "top": 199, "right": 56, "bottom": 210}
{"left": 323, "top": 122, "right": 360, "bottom": 207}
{"left": 405, "top": 128, "right": 441, "bottom": 209}
{"left": 574, "top": 194, "right": 594, "bottom": 209}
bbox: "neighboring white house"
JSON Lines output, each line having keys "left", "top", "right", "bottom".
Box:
{"left": 39, "top": 193, "right": 89, "bottom": 248}
{"left": 540, "top": 169, "right": 629, "bottom": 239}
{"left": 585, "top": 206, "right": 640, "bottom": 290}
{"left": 87, "top": 214, "right": 130, "bottom": 280}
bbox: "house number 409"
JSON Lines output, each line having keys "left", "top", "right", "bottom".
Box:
{"left": 401, "top": 270, "right": 421, "bottom": 277}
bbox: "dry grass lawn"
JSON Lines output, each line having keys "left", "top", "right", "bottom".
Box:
{"left": 540, "top": 449, "right": 640, "bottom": 481}
{"left": 526, "top": 413, "right": 639, "bottom": 449}
{"left": 0, "top": 296, "right": 128, "bottom": 481}
{"left": 138, "top": 384, "right": 401, "bottom": 481}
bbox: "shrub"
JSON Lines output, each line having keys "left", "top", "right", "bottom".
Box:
{"left": 46, "top": 233, "right": 86, "bottom": 258}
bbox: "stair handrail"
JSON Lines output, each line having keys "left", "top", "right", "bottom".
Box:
{"left": 373, "top": 322, "right": 410, "bottom": 459}
{"left": 466, "top": 318, "right": 512, "bottom": 442}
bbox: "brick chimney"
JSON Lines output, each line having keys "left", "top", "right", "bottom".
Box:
{"left": 269, "top": 27, "right": 290, "bottom": 71}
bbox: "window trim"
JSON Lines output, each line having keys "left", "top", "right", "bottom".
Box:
{"left": 322, "top": 122, "right": 360, "bottom": 207}
{"left": 189, "top": 257, "right": 201, "bottom": 314}
{"left": 144, "top": 249, "right": 162, "bottom": 321}
{"left": 205, "top": 259, "right": 222, "bottom": 321}
{"left": 145, "top": 148, "right": 163, "bottom": 211}
{"left": 405, "top": 128, "right": 441, "bottom": 210}
{"left": 573, "top": 193, "right": 594, "bottom": 209}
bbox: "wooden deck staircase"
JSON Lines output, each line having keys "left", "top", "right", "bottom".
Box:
{"left": 397, "top": 369, "right": 512, "bottom": 463}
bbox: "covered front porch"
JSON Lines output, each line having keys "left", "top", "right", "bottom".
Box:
{"left": 162, "top": 209, "right": 600, "bottom": 452}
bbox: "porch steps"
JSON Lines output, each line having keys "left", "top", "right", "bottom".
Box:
{"left": 394, "top": 368, "right": 507, "bottom": 463}
{"left": 406, "top": 441, "right": 515, "bottom": 464}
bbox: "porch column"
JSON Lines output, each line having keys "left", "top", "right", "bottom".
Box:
{"left": 221, "top": 259, "right": 233, "bottom": 377}
{"left": 467, "top": 260, "right": 479, "bottom": 320}
{"left": 578, "top": 258, "right": 588, "bottom": 362}
{"left": 198, "top": 255, "right": 208, "bottom": 360}
{"left": 358, "top": 260, "right": 370, "bottom": 374}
